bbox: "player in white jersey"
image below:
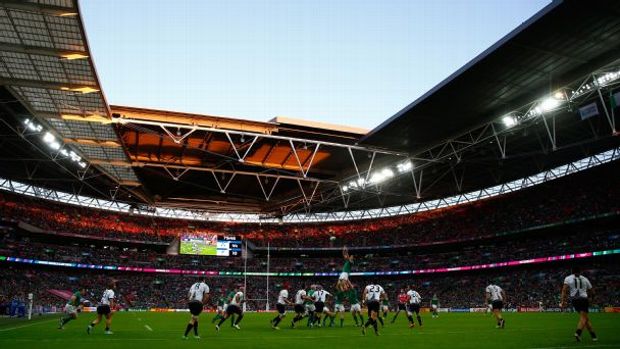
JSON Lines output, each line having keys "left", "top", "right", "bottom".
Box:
{"left": 291, "top": 285, "right": 311, "bottom": 328}
{"left": 183, "top": 277, "right": 210, "bottom": 340}
{"left": 312, "top": 286, "right": 334, "bottom": 327}
{"left": 406, "top": 287, "right": 423, "bottom": 328}
{"left": 484, "top": 283, "right": 506, "bottom": 329}
{"left": 560, "top": 266, "right": 597, "bottom": 342}
{"left": 87, "top": 279, "right": 116, "bottom": 335}
{"left": 216, "top": 286, "right": 245, "bottom": 331}
{"left": 271, "top": 283, "right": 293, "bottom": 330}
{"left": 361, "top": 283, "right": 385, "bottom": 336}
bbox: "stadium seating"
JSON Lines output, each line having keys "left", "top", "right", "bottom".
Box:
{"left": 1, "top": 163, "right": 618, "bottom": 248}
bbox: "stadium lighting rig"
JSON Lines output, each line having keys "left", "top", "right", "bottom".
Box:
{"left": 340, "top": 64, "right": 620, "bottom": 195}
{"left": 23, "top": 119, "right": 87, "bottom": 169}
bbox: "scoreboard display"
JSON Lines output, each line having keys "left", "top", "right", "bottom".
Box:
{"left": 216, "top": 236, "right": 243, "bottom": 257}
{"left": 179, "top": 234, "right": 242, "bottom": 257}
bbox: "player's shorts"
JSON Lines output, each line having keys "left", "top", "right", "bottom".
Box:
{"left": 188, "top": 300, "right": 203, "bottom": 316}
{"left": 294, "top": 304, "right": 305, "bottom": 314}
{"left": 491, "top": 300, "right": 504, "bottom": 310}
{"left": 398, "top": 303, "right": 406, "bottom": 311}
{"left": 334, "top": 303, "right": 345, "bottom": 312}
{"left": 63, "top": 304, "right": 78, "bottom": 315}
{"left": 314, "top": 301, "right": 325, "bottom": 313}
{"left": 381, "top": 305, "right": 389, "bottom": 312}
{"left": 338, "top": 272, "right": 349, "bottom": 281}
{"left": 431, "top": 304, "right": 438, "bottom": 310}
{"left": 216, "top": 305, "right": 224, "bottom": 312}
{"left": 305, "top": 303, "right": 316, "bottom": 312}
{"left": 276, "top": 303, "right": 286, "bottom": 315}
{"left": 226, "top": 304, "right": 243, "bottom": 315}
{"left": 571, "top": 297, "right": 589, "bottom": 313}
{"left": 350, "top": 303, "right": 361, "bottom": 312}
{"left": 407, "top": 303, "right": 421, "bottom": 314}
{"left": 96, "top": 305, "right": 111, "bottom": 315}
{"left": 367, "top": 300, "right": 380, "bottom": 313}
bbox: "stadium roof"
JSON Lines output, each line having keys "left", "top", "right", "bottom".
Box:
{"left": 0, "top": 0, "right": 619, "bottom": 218}
{"left": 361, "top": 0, "right": 620, "bottom": 153}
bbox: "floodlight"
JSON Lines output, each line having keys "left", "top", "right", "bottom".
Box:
{"left": 540, "top": 97, "right": 561, "bottom": 111}
{"left": 49, "top": 141, "right": 61, "bottom": 150}
{"left": 502, "top": 116, "right": 517, "bottom": 128}
{"left": 397, "top": 161, "right": 413, "bottom": 173}
{"left": 42, "top": 132, "right": 55, "bottom": 143}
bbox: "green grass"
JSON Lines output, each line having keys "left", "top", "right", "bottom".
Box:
{"left": 0, "top": 312, "right": 618, "bottom": 349}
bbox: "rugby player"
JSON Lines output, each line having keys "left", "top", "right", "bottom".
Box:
{"left": 182, "top": 277, "right": 209, "bottom": 340}
{"left": 484, "top": 282, "right": 506, "bottom": 329}
{"left": 560, "top": 266, "right": 597, "bottom": 342}
{"left": 86, "top": 279, "right": 116, "bottom": 335}
{"left": 58, "top": 286, "right": 87, "bottom": 330}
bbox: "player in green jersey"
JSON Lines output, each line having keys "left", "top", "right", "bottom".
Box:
{"left": 337, "top": 247, "right": 354, "bottom": 292}
{"left": 305, "top": 286, "right": 316, "bottom": 327}
{"left": 334, "top": 290, "right": 347, "bottom": 327}
{"left": 379, "top": 297, "right": 390, "bottom": 327}
{"left": 430, "top": 294, "right": 440, "bottom": 318}
{"left": 58, "top": 287, "right": 86, "bottom": 329}
{"left": 211, "top": 293, "right": 228, "bottom": 323}
{"left": 348, "top": 287, "right": 364, "bottom": 326}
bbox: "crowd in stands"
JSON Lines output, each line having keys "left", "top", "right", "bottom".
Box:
{"left": 1, "top": 228, "right": 618, "bottom": 274}
{"left": 0, "top": 163, "right": 618, "bottom": 249}
{"left": 1, "top": 260, "right": 618, "bottom": 313}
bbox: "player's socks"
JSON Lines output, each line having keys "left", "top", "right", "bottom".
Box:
{"left": 352, "top": 314, "right": 358, "bottom": 325}
{"left": 407, "top": 315, "right": 414, "bottom": 324}
{"left": 372, "top": 320, "right": 379, "bottom": 334}
{"left": 575, "top": 329, "right": 583, "bottom": 342}
{"left": 417, "top": 315, "right": 422, "bottom": 326}
{"left": 378, "top": 316, "right": 384, "bottom": 327}
{"left": 184, "top": 323, "right": 193, "bottom": 337}
{"left": 230, "top": 315, "right": 235, "bottom": 327}
{"left": 211, "top": 314, "right": 221, "bottom": 323}
{"left": 340, "top": 318, "right": 344, "bottom": 327}
{"left": 589, "top": 331, "right": 597, "bottom": 340}
{"left": 364, "top": 319, "right": 373, "bottom": 328}
{"left": 194, "top": 321, "right": 199, "bottom": 336}
{"left": 217, "top": 317, "right": 227, "bottom": 327}
{"left": 273, "top": 316, "right": 282, "bottom": 327}
{"left": 359, "top": 315, "right": 364, "bottom": 324}
{"left": 391, "top": 312, "right": 399, "bottom": 323}
{"left": 329, "top": 316, "right": 335, "bottom": 327}
{"left": 235, "top": 314, "right": 244, "bottom": 325}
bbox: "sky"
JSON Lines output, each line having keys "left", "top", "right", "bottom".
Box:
{"left": 80, "top": 0, "right": 550, "bottom": 130}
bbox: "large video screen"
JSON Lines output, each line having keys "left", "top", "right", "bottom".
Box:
{"left": 179, "top": 234, "right": 242, "bottom": 257}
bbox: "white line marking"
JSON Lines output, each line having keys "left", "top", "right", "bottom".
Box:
{"left": 527, "top": 345, "right": 616, "bottom": 349}
{"left": 0, "top": 318, "right": 57, "bottom": 332}
{"left": 144, "top": 325, "right": 153, "bottom": 332}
